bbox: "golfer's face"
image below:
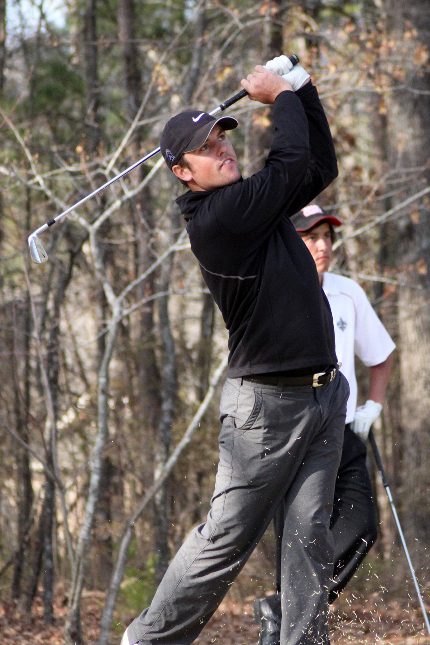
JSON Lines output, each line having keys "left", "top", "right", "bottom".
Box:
{"left": 181, "top": 125, "right": 240, "bottom": 191}
{"left": 300, "top": 222, "right": 333, "bottom": 276}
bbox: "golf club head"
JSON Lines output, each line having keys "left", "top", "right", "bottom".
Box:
{"left": 28, "top": 235, "right": 48, "bottom": 263}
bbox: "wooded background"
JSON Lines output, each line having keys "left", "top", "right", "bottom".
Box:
{"left": 0, "top": 1, "right": 429, "bottom": 643}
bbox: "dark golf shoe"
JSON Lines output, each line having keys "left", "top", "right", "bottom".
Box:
{"left": 254, "top": 594, "right": 281, "bottom": 645}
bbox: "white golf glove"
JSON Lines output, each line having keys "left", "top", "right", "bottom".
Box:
{"left": 281, "top": 64, "right": 310, "bottom": 91}
{"left": 265, "top": 54, "right": 294, "bottom": 76}
{"left": 352, "top": 400, "right": 383, "bottom": 442}
{"left": 265, "top": 55, "right": 310, "bottom": 91}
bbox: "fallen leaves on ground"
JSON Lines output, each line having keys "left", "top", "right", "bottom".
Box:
{"left": 195, "top": 592, "right": 430, "bottom": 645}
{"left": 1, "top": 589, "right": 429, "bottom": 644}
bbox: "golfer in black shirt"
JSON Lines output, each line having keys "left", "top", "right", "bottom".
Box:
{"left": 122, "top": 58, "right": 349, "bottom": 645}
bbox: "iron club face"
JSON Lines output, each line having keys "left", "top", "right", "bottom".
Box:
{"left": 28, "top": 235, "right": 49, "bottom": 263}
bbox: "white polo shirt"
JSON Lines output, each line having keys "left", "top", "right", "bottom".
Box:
{"left": 322, "top": 272, "right": 396, "bottom": 424}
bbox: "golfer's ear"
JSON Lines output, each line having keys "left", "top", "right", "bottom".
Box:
{"left": 172, "top": 164, "right": 192, "bottom": 182}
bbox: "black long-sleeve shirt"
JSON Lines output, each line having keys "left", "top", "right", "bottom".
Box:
{"left": 176, "top": 82, "right": 338, "bottom": 377}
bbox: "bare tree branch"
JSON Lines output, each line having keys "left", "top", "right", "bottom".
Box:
{"left": 98, "top": 354, "right": 228, "bottom": 645}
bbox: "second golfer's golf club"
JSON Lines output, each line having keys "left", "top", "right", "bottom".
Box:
{"left": 28, "top": 54, "right": 299, "bottom": 264}
{"left": 369, "top": 429, "right": 430, "bottom": 635}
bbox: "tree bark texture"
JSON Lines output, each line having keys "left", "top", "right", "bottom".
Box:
{"left": 383, "top": 0, "right": 430, "bottom": 564}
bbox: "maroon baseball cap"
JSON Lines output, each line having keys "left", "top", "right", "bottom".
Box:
{"left": 160, "top": 110, "right": 238, "bottom": 170}
{"left": 291, "top": 204, "right": 342, "bottom": 232}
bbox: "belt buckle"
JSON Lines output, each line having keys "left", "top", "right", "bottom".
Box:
{"left": 312, "top": 371, "right": 326, "bottom": 387}
{"left": 312, "top": 368, "right": 337, "bottom": 388}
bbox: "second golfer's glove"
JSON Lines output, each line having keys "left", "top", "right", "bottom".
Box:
{"left": 281, "top": 64, "right": 311, "bottom": 91}
{"left": 352, "top": 400, "right": 383, "bottom": 442}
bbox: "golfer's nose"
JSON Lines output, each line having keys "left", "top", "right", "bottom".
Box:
{"left": 217, "top": 137, "right": 228, "bottom": 155}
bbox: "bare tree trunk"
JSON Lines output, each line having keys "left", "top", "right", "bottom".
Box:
{"left": 13, "top": 188, "right": 38, "bottom": 612}
{"left": 42, "top": 475, "right": 55, "bottom": 623}
{"left": 0, "top": 1, "right": 5, "bottom": 268}
{"left": 118, "top": 0, "right": 161, "bottom": 431}
{"left": 82, "top": 0, "right": 115, "bottom": 594}
{"left": 118, "top": 0, "right": 167, "bottom": 583}
{"left": 153, "top": 209, "right": 179, "bottom": 581}
{"left": 21, "top": 255, "right": 72, "bottom": 620}
{"left": 0, "top": 0, "right": 6, "bottom": 94}
{"left": 65, "top": 306, "right": 121, "bottom": 645}
{"left": 37, "top": 257, "right": 74, "bottom": 624}
{"left": 196, "top": 291, "right": 215, "bottom": 402}
{"left": 365, "top": 94, "right": 402, "bottom": 560}
{"left": 11, "top": 299, "right": 34, "bottom": 600}
{"left": 91, "top": 457, "right": 115, "bottom": 589}
{"left": 117, "top": 0, "right": 141, "bottom": 116}
{"left": 21, "top": 497, "right": 46, "bottom": 613}
{"left": 182, "top": 0, "right": 207, "bottom": 103}
{"left": 82, "top": 0, "right": 101, "bottom": 153}
{"left": 41, "top": 267, "right": 69, "bottom": 623}
{"left": 246, "top": 0, "right": 285, "bottom": 175}
{"left": 382, "top": 0, "right": 430, "bottom": 567}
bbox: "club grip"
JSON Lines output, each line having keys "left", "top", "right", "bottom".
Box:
{"left": 219, "top": 89, "right": 248, "bottom": 111}
{"left": 218, "top": 54, "right": 300, "bottom": 112}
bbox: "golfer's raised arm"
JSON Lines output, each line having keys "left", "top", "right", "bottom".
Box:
{"left": 286, "top": 82, "right": 339, "bottom": 215}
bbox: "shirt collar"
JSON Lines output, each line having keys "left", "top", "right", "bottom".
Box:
{"left": 321, "top": 272, "right": 342, "bottom": 296}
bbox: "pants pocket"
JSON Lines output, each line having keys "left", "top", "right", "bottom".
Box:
{"left": 235, "top": 388, "right": 263, "bottom": 431}
{"left": 220, "top": 378, "right": 264, "bottom": 433}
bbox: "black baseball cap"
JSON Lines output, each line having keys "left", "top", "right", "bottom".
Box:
{"left": 291, "top": 204, "right": 342, "bottom": 231}
{"left": 160, "top": 110, "right": 238, "bottom": 170}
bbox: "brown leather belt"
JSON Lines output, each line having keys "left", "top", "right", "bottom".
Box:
{"left": 243, "top": 367, "right": 338, "bottom": 388}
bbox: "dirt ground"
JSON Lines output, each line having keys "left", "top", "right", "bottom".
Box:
{"left": 1, "top": 588, "right": 429, "bottom": 644}
{"left": 197, "top": 590, "right": 430, "bottom": 645}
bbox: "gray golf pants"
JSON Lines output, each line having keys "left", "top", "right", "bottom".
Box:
{"left": 123, "top": 372, "right": 348, "bottom": 645}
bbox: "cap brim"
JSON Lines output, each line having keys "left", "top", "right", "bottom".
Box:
{"left": 296, "top": 215, "right": 342, "bottom": 231}
{"left": 184, "top": 116, "right": 238, "bottom": 155}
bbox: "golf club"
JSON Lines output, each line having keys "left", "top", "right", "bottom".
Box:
{"left": 28, "top": 54, "right": 299, "bottom": 264}
{"left": 368, "top": 428, "right": 430, "bottom": 635}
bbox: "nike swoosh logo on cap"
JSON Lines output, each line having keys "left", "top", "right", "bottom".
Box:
{"left": 192, "top": 113, "right": 205, "bottom": 123}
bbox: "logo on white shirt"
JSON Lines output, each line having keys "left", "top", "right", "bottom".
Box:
{"left": 337, "top": 317, "right": 347, "bottom": 332}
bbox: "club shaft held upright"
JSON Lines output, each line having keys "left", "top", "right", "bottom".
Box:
{"left": 368, "top": 429, "right": 430, "bottom": 635}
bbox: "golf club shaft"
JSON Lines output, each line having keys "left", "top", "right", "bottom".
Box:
{"left": 31, "top": 147, "right": 161, "bottom": 238}
{"left": 29, "top": 54, "right": 299, "bottom": 238}
{"left": 28, "top": 92, "right": 240, "bottom": 239}
{"left": 368, "top": 429, "right": 430, "bottom": 634}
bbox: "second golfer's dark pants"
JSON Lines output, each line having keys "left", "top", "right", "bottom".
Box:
{"left": 329, "top": 424, "right": 378, "bottom": 597}
{"left": 274, "top": 424, "right": 378, "bottom": 601}
{"left": 123, "top": 372, "right": 349, "bottom": 645}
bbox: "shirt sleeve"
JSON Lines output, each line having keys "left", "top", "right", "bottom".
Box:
{"left": 213, "top": 84, "right": 337, "bottom": 240}
{"left": 352, "top": 281, "right": 396, "bottom": 366}
{"left": 284, "top": 82, "right": 338, "bottom": 215}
